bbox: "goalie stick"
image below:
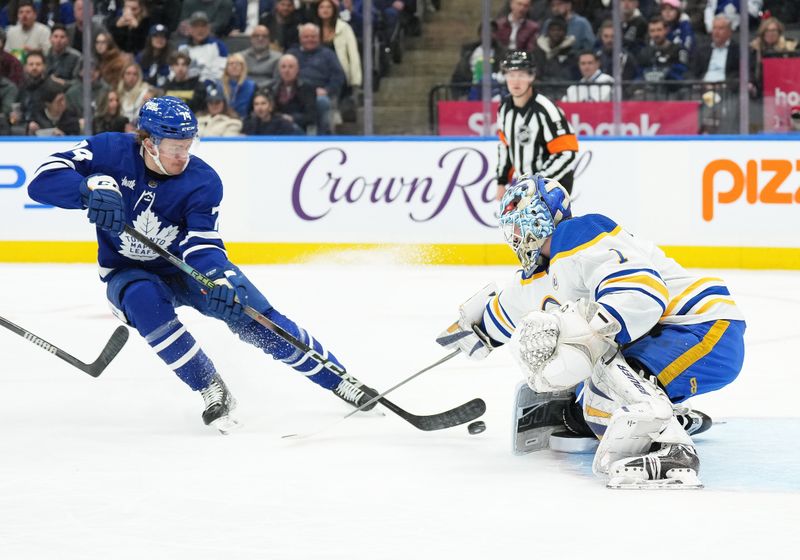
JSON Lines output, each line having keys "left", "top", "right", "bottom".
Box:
{"left": 123, "top": 225, "right": 487, "bottom": 432}
{"left": 0, "top": 315, "right": 129, "bottom": 377}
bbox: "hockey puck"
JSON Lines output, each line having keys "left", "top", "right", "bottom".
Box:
{"left": 467, "top": 421, "right": 486, "bottom": 435}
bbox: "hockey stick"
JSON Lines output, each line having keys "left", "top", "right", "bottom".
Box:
{"left": 283, "top": 349, "right": 474, "bottom": 438}
{"left": 0, "top": 315, "right": 129, "bottom": 378}
{"left": 123, "top": 225, "right": 486, "bottom": 431}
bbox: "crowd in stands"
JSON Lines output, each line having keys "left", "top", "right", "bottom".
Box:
{"left": 0, "top": 0, "right": 422, "bottom": 136}
{"left": 450, "top": 0, "right": 800, "bottom": 131}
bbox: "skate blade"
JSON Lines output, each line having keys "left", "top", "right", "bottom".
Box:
{"left": 209, "top": 415, "right": 242, "bottom": 435}
{"left": 607, "top": 476, "right": 703, "bottom": 490}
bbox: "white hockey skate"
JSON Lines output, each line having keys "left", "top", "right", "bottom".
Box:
{"left": 200, "top": 374, "right": 240, "bottom": 435}
{"left": 607, "top": 443, "right": 703, "bottom": 490}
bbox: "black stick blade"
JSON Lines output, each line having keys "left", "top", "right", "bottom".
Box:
{"left": 381, "top": 397, "right": 487, "bottom": 431}
{"left": 81, "top": 326, "right": 130, "bottom": 377}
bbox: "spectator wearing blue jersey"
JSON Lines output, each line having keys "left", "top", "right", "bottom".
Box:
{"left": 287, "top": 23, "right": 345, "bottom": 135}
{"left": 638, "top": 16, "right": 685, "bottom": 83}
{"left": 660, "top": 0, "right": 694, "bottom": 60}
{"left": 27, "top": 96, "right": 378, "bottom": 433}
{"left": 37, "top": 0, "right": 76, "bottom": 27}
{"left": 231, "top": 0, "right": 274, "bottom": 35}
{"left": 222, "top": 53, "right": 256, "bottom": 118}
{"left": 136, "top": 24, "right": 174, "bottom": 88}
{"left": 705, "top": 0, "right": 763, "bottom": 33}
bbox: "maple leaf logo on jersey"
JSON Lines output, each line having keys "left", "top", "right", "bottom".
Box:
{"left": 118, "top": 209, "right": 179, "bottom": 261}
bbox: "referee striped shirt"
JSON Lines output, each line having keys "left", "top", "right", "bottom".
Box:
{"left": 496, "top": 91, "right": 578, "bottom": 187}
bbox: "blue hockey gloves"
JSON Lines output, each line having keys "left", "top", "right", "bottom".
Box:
{"left": 207, "top": 270, "right": 249, "bottom": 322}
{"left": 79, "top": 174, "right": 125, "bottom": 236}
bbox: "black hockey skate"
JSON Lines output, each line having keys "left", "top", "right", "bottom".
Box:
{"left": 608, "top": 443, "right": 702, "bottom": 489}
{"left": 200, "top": 374, "right": 240, "bottom": 434}
{"left": 674, "top": 406, "right": 713, "bottom": 436}
{"left": 333, "top": 377, "right": 379, "bottom": 411}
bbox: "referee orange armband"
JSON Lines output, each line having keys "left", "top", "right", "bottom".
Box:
{"left": 546, "top": 134, "right": 579, "bottom": 153}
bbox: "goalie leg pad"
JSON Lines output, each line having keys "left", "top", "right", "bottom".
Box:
{"left": 585, "top": 354, "right": 690, "bottom": 476}
{"left": 511, "top": 380, "right": 575, "bottom": 455}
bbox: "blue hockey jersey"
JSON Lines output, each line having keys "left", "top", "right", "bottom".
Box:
{"left": 28, "top": 132, "right": 229, "bottom": 280}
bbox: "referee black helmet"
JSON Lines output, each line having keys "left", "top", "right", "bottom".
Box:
{"left": 501, "top": 50, "right": 534, "bottom": 74}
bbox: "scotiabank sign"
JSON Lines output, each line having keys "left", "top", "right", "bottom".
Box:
{"left": 438, "top": 100, "right": 699, "bottom": 136}
{"left": 763, "top": 58, "right": 800, "bottom": 132}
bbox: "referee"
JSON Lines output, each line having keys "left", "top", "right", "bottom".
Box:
{"left": 496, "top": 50, "right": 578, "bottom": 199}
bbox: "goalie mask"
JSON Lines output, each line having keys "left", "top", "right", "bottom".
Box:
{"left": 499, "top": 174, "right": 571, "bottom": 271}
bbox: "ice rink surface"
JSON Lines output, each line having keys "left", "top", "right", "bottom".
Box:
{"left": 1, "top": 262, "right": 798, "bottom": 559}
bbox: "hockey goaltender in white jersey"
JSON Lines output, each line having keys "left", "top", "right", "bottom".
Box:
{"left": 436, "top": 174, "right": 746, "bottom": 489}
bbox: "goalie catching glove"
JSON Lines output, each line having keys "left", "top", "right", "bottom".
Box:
{"left": 509, "top": 299, "right": 621, "bottom": 392}
{"left": 436, "top": 283, "right": 498, "bottom": 360}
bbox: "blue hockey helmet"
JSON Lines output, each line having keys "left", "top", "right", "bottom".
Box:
{"left": 137, "top": 96, "right": 198, "bottom": 140}
{"left": 499, "top": 174, "right": 571, "bottom": 271}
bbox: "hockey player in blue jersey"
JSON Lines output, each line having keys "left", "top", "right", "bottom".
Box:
{"left": 437, "top": 174, "right": 746, "bottom": 488}
{"left": 27, "top": 96, "right": 377, "bottom": 433}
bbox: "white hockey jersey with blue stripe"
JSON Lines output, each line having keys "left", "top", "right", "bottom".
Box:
{"left": 482, "top": 214, "right": 745, "bottom": 346}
